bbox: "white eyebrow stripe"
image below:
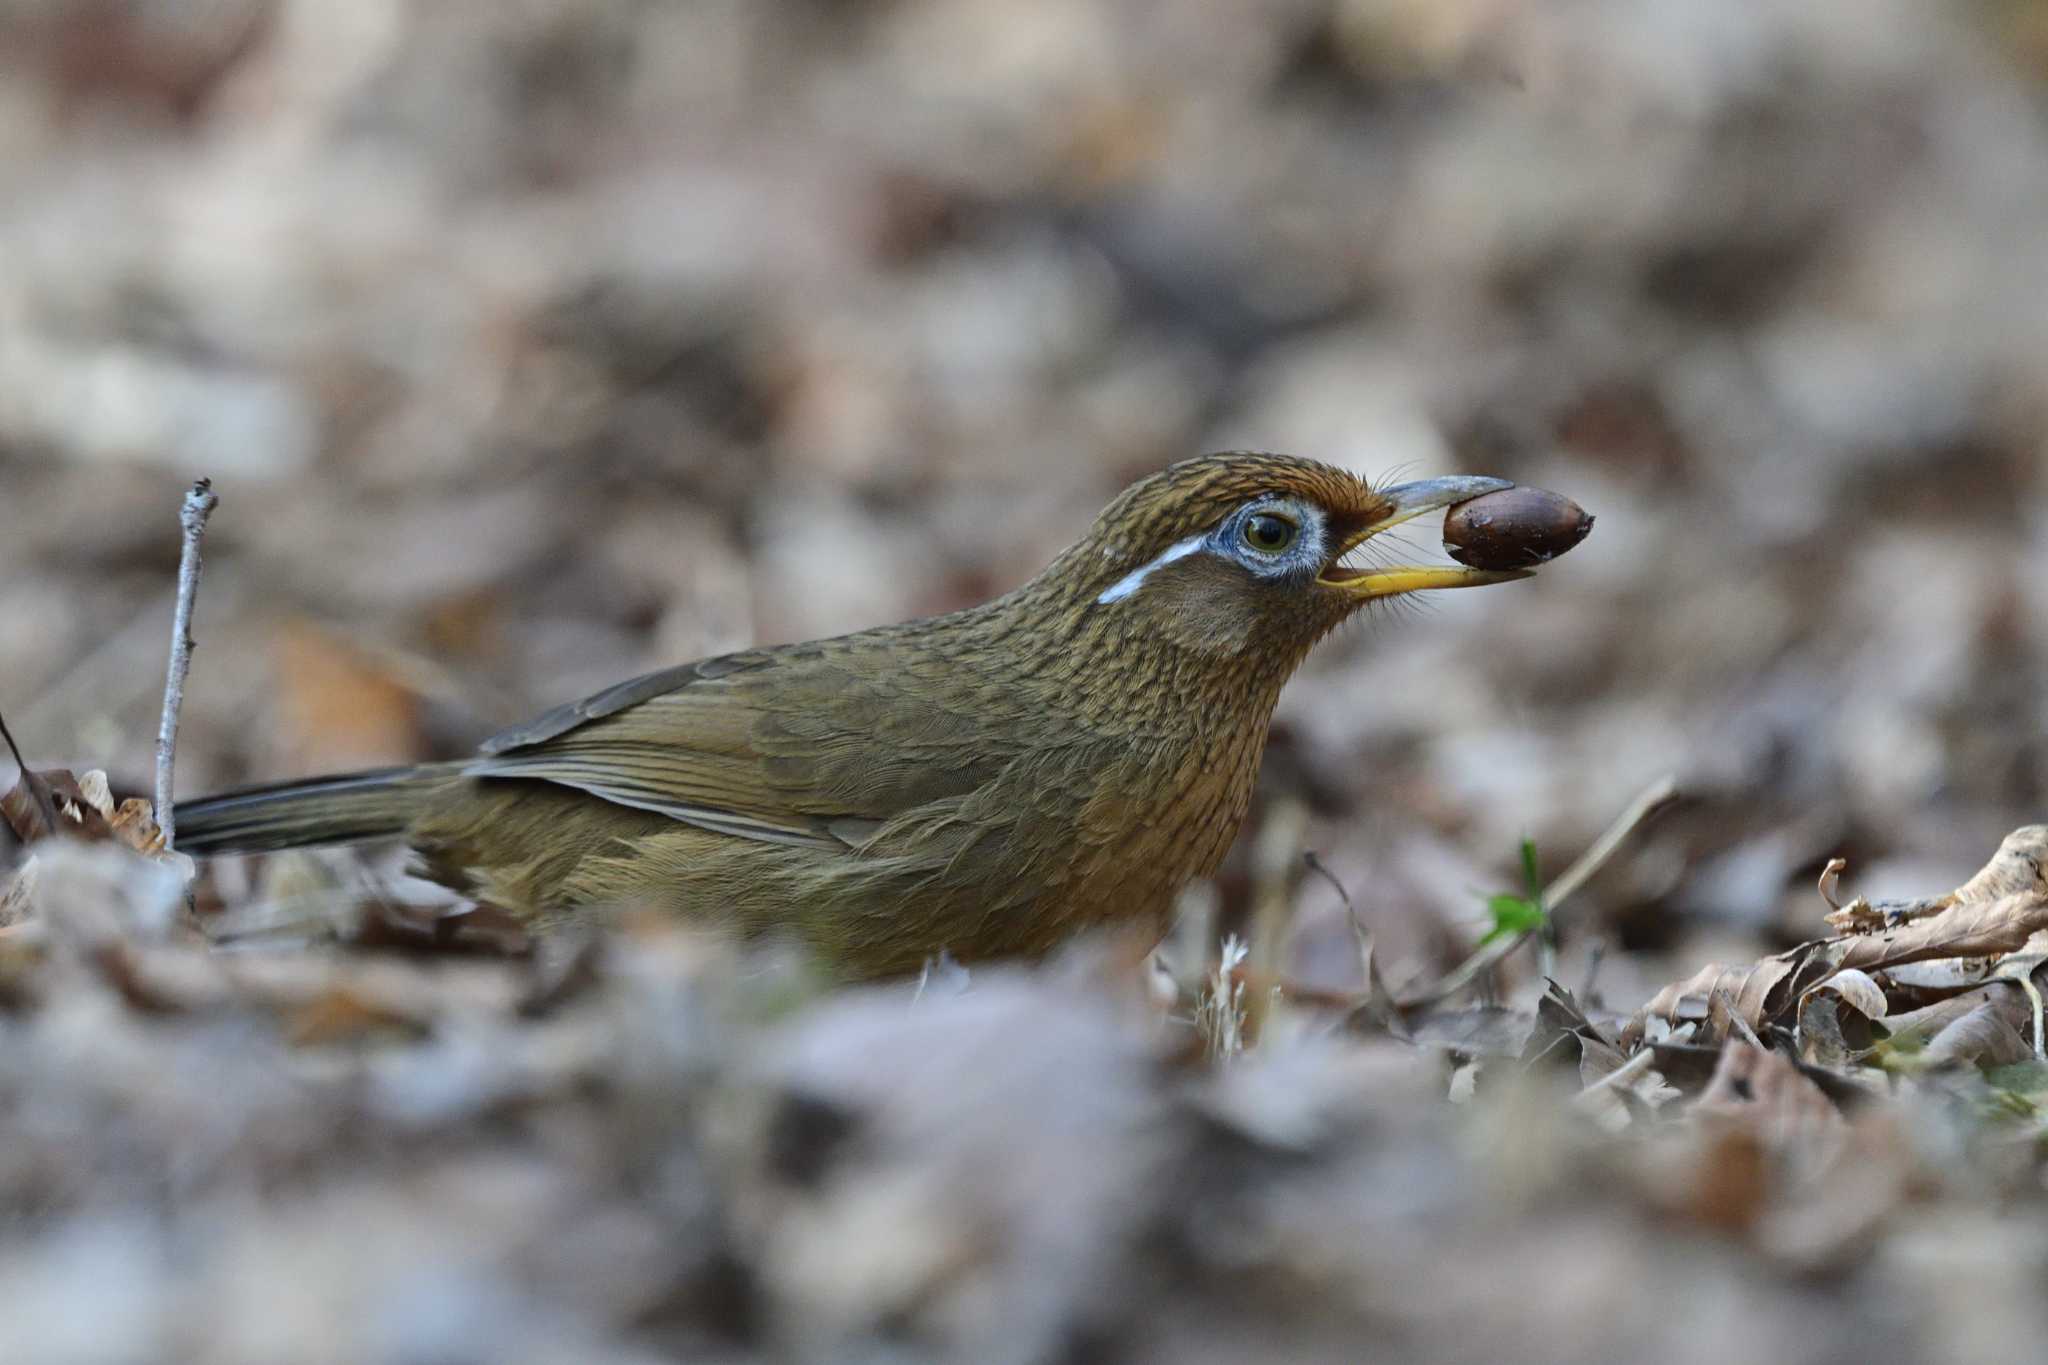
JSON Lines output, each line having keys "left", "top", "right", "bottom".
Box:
{"left": 1096, "top": 533, "right": 1208, "bottom": 604}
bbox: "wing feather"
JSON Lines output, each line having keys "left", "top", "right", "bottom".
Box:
{"left": 465, "top": 637, "right": 1013, "bottom": 851}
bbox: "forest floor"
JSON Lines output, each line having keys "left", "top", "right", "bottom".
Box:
{"left": 5, "top": 0, "right": 2048, "bottom": 1360}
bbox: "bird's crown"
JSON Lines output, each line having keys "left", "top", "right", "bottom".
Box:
{"left": 1079, "top": 451, "right": 1388, "bottom": 589}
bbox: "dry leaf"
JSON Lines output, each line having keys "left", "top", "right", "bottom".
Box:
{"left": 1887, "top": 981, "right": 2042, "bottom": 1069}
{"left": 1796, "top": 969, "right": 1889, "bottom": 1068}
{"left": 1818, "top": 968, "right": 1886, "bottom": 1020}
{"left": 2, "top": 767, "right": 112, "bottom": 844}
{"left": 1631, "top": 827, "right": 2048, "bottom": 1047}
{"left": 1829, "top": 889, "right": 2048, "bottom": 975}
{"left": 1922, "top": 989, "right": 2035, "bottom": 1068}
{"left": 1952, "top": 826, "right": 2048, "bottom": 903}
{"left": 1627, "top": 957, "right": 1800, "bottom": 1046}
{"left": 1695, "top": 1043, "right": 1847, "bottom": 1179}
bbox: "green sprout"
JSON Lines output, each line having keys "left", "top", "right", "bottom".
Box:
{"left": 1480, "top": 838, "right": 1548, "bottom": 946}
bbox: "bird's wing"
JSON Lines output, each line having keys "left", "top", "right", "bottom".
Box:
{"left": 465, "top": 640, "right": 1008, "bottom": 851}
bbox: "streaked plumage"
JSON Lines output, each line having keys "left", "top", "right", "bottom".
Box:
{"left": 179, "top": 452, "right": 1533, "bottom": 977}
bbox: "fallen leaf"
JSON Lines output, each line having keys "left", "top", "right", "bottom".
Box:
{"left": 1921, "top": 990, "right": 2035, "bottom": 1068}
{"left": 1798, "top": 996, "right": 1857, "bottom": 1070}
{"left": 1829, "top": 890, "right": 2048, "bottom": 975}
{"left": 108, "top": 797, "right": 166, "bottom": 857}
{"left": 2, "top": 772, "right": 61, "bottom": 844}
{"left": 1797, "top": 968, "right": 1889, "bottom": 1067}
{"left": 1885, "top": 977, "right": 2044, "bottom": 1070}
{"left": 1952, "top": 826, "right": 2048, "bottom": 904}
{"left": 1626, "top": 956, "right": 1800, "bottom": 1046}
{"left": 1631, "top": 827, "right": 2048, "bottom": 1047}
{"left": 1695, "top": 1042, "right": 1847, "bottom": 1183}
{"left": 1, "top": 767, "right": 112, "bottom": 845}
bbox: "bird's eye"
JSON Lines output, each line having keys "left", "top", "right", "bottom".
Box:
{"left": 1240, "top": 512, "right": 1299, "bottom": 556}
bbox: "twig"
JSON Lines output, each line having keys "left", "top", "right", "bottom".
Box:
{"left": 1541, "top": 773, "right": 1680, "bottom": 917}
{"left": 1241, "top": 798, "right": 1308, "bottom": 1044}
{"left": 2020, "top": 972, "right": 2047, "bottom": 1063}
{"left": 1578, "top": 1044, "right": 1659, "bottom": 1097}
{"left": 1405, "top": 773, "right": 1680, "bottom": 1007}
{"left": 1714, "top": 988, "right": 1767, "bottom": 1051}
{"left": 1579, "top": 939, "right": 1607, "bottom": 1000}
{"left": 154, "top": 479, "right": 218, "bottom": 851}
{"left": 1302, "top": 850, "right": 1352, "bottom": 915}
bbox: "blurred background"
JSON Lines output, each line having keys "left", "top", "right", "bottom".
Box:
{"left": 3, "top": 0, "right": 2046, "bottom": 1000}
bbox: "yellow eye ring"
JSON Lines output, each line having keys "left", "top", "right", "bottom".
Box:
{"left": 1241, "top": 511, "right": 1299, "bottom": 555}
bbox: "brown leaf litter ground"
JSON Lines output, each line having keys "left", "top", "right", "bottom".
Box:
{"left": 3, "top": 783, "right": 2048, "bottom": 1364}
{"left": 7, "top": 0, "right": 2048, "bottom": 1360}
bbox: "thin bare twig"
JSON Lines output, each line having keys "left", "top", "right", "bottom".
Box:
{"left": 2020, "top": 972, "right": 2047, "bottom": 1062}
{"left": 1302, "top": 850, "right": 1352, "bottom": 915}
{"left": 1406, "top": 773, "right": 1680, "bottom": 1007}
{"left": 1714, "top": 988, "right": 1768, "bottom": 1051}
{"left": 155, "top": 479, "right": 218, "bottom": 851}
{"left": 1241, "top": 798, "right": 1308, "bottom": 1043}
{"left": 1578, "top": 1044, "right": 1659, "bottom": 1097}
{"left": 1579, "top": 939, "right": 1607, "bottom": 1000}
{"left": 1541, "top": 773, "right": 1681, "bottom": 918}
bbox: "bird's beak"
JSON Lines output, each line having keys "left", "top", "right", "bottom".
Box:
{"left": 1318, "top": 475, "right": 1535, "bottom": 599}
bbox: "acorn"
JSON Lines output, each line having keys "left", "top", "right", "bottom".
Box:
{"left": 1443, "top": 487, "right": 1594, "bottom": 571}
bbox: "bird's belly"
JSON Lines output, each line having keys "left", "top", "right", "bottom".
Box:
{"left": 451, "top": 733, "right": 1266, "bottom": 980}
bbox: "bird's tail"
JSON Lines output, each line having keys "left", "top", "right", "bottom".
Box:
{"left": 174, "top": 763, "right": 459, "bottom": 854}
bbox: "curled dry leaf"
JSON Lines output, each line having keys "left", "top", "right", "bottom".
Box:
{"left": 2, "top": 767, "right": 113, "bottom": 845}
{"left": 1629, "top": 826, "right": 2048, "bottom": 1048}
{"left": 1796, "top": 968, "right": 1887, "bottom": 1068}
{"left": 1828, "top": 889, "right": 2048, "bottom": 975}
{"left": 1626, "top": 958, "right": 1799, "bottom": 1048}
{"left": 1953, "top": 826, "right": 2048, "bottom": 902}
{"left": 1921, "top": 991, "right": 2035, "bottom": 1069}
{"left": 3, "top": 767, "right": 176, "bottom": 864}
{"left": 1812, "top": 968, "right": 1887, "bottom": 1022}
{"left": 1522, "top": 983, "right": 1676, "bottom": 1130}
{"left": 2, "top": 772, "right": 61, "bottom": 845}
{"left": 1817, "top": 858, "right": 1846, "bottom": 910}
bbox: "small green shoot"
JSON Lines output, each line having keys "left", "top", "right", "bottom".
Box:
{"left": 1480, "top": 838, "right": 1548, "bottom": 946}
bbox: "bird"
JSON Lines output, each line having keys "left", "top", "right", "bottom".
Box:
{"left": 177, "top": 452, "right": 1552, "bottom": 978}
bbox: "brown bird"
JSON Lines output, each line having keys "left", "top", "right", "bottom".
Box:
{"left": 178, "top": 453, "right": 1552, "bottom": 978}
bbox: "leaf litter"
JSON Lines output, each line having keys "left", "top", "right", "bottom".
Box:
{"left": 3, "top": 782, "right": 2048, "bottom": 1360}
{"left": 6, "top": 0, "right": 2048, "bottom": 1351}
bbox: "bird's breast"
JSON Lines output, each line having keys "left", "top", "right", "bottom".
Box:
{"left": 1056, "top": 713, "right": 1273, "bottom": 928}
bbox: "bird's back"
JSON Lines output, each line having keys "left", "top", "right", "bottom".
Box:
{"left": 401, "top": 610, "right": 1263, "bottom": 975}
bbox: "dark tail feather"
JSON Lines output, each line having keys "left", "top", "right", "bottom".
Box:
{"left": 175, "top": 764, "right": 456, "bottom": 853}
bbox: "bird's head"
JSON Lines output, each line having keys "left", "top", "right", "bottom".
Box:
{"left": 1058, "top": 451, "right": 1533, "bottom": 669}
